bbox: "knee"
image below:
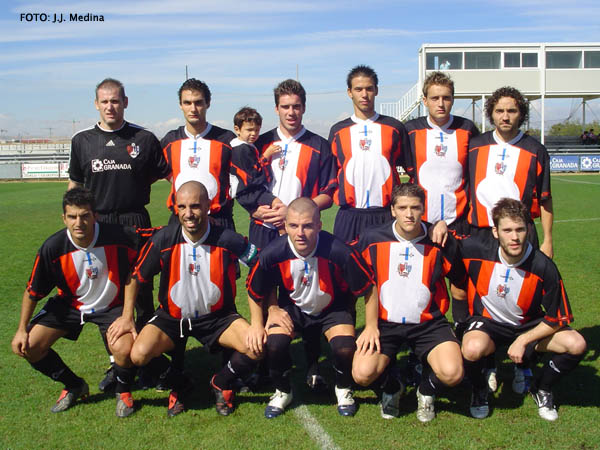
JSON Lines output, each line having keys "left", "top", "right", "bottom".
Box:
{"left": 130, "top": 342, "right": 153, "bottom": 367}
{"left": 352, "top": 360, "right": 379, "bottom": 387}
{"left": 435, "top": 361, "right": 464, "bottom": 387}
{"left": 567, "top": 331, "right": 587, "bottom": 356}
{"left": 461, "top": 337, "right": 487, "bottom": 361}
{"left": 109, "top": 336, "right": 133, "bottom": 363}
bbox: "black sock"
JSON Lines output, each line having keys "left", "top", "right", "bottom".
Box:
{"left": 464, "top": 358, "right": 486, "bottom": 389}
{"left": 213, "top": 352, "right": 257, "bottom": 390}
{"left": 114, "top": 364, "right": 137, "bottom": 394}
{"left": 329, "top": 335, "right": 356, "bottom": 389}
{"left": 30, "top": 349, "right": 81, "bottom": 388}
{"left": 267, "top": 334, "right": 293, "bottom": 393}
{"left": 372, "top": 367, "right": 401, "bottom": 396}
{"left": 537, "top": 352, "right": 584, "bottom": 392}
{"left": 418, "top": 369, "right": 445, "bottom": 397}
{"left": 303, "top": 328, "right": 321, "bottom": 376}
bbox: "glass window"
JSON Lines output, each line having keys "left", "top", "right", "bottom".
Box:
{"left": 504, "top": 52, "right": 520, "bottom": 68}
{"left": 426, "top": 52, "right": 462, "bottom": 70}
{"left": 546, "top": 51, "right": 582, "bottom": 68}
{"left": 522, "top": 53, "right": 538, "bottom": 68}
{"left": 465, "top": 52, "right": 501, "bottom": 69}
{"left": 584, "top": 51, "right": 600, "bottom": 68}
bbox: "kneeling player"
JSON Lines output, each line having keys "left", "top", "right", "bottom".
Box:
{"left": 246, "top": 198, "right": 373, "bottom": 418}
{"left": 109, "top": 180, "right": 260, "bottom": 417}
{"left": 352, "top": 183, "right": 464, "bottom": 422}
{"left": 460, "top": 198, "right": 586, "bottom": 421}
{"left": 11, "top": 188, "right": 139, "bottom": 418}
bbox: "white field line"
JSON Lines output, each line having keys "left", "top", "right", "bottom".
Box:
{"left": 293, "top": 405, "right": 341, "bottom": 450}
{"left": 553, "top": 177, "right": 600, "bottom": 186}
{"left": 554, "top": 217, "right": 600, "bottom": 223}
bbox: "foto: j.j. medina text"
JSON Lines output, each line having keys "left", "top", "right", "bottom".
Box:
{"left": 20, "top": 13, "right": 105, "bottom": 23}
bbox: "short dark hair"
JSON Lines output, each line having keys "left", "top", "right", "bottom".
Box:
{"left": 491, "top": 198, "right": 531, "bottom": 228}
{"left": 178, "top": 78, "right": 211, "bottom": 105}
{"left": 274, "top": 79, "right": 306, "bottom": 107}
{"left": 485, "top": 86, "right": 529, "bottom": 128}
{"left": 96, "top": 78, "right": 126, "bottom": 100}
{"left": 63, "top": 187, "right": 96, "bottom": 213}
{"left": 347, "top": 65, "right": 378, "bottom": 89}
{"left": 422, "top": 71, "right": 454, "bottom": 97}
{"left": 391, "top": 183, "right": 425, "bottom": 207}
{"left": 287, "top": 197, "right": 320, "bottom": 220}
{"left": 233, "top": 107, "right": 262, "bottom": 128}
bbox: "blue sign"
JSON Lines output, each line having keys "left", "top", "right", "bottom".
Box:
{"left": 550, "top": 155, "right": 579, "bottom": 172}
{"left": 580, "top": 155, "right": 600, "bottom": 172}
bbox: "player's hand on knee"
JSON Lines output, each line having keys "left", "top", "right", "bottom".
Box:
{"left": 356, "top": 326, "right": 380, "bottom": 355}
{"left": 107, "top": 317, "right": 137, "bottom": 346}
{"left": 246, "top": 324, "right": 267, "bottom": 356}
{"left": 11, "top": 329, "right": 30, "bottom": 357}
{"left": 507, "top": 338, "right": 527, "bottom": 364}
{"left": 266, "top": 306, "right": 293, "bottom": 334}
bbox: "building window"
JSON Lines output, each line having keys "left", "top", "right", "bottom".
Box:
{"left": 546, "top": 51, "right": 582, "bottom": 68}
{"left": 584, "top": 51, "right": 600, "bottom": 68}
{"left": 465, "top": 52, "right": 501, "bottom": 69}
{"left": 426, "top": 52, "right": 462, "bottom": 70}
{"left": 522, "top": 53, "right": 538, "bottom": 68}
{"left": 504, "top": 52, "right": 520, "bottom": 68}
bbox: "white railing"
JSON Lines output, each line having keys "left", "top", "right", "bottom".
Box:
{"left": 0, "top": 143, "right": 70, "bottom": 153}
{"left": 380, "top": 83, "right": 421, "bottom": 121}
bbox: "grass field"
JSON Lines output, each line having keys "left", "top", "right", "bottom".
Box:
{"left": 1, "top": 176, "right": 599, "bottom": 449}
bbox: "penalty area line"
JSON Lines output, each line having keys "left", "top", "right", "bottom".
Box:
{"left": 553, "top": 177, "right": 600, "bottom": 186}
{"left": 554, "top": 217, "right": 600, "bottom": 223}
{"left": 293, "top": 405, "right": 341, "bottom": 450}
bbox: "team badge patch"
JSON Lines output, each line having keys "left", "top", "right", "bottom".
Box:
{"left": 496, "top": 284, "right": 510, "bottom": 298}
{"left": 86, "top": 266, "right": 99, "bottom": 279}
{"left": 495, "top": 161, "right": 506, "bottom": 175}
{"left": 188, "top": 263, "right": 201, "bottom": 276}
{"left": 188, "top": 156, "right": 200, "bottom": 168}
{"left": 434, "top": 144, "right": 447, "bottom": 157}
{"left": 359, "top": 138, "right": 371, "bottom": 151}
{"left": 301, "top": 274, "right": 312, "bottom": 287}
{"left": 397, "top": 263, "right": 412, "bottom": 277}
{"left": 127, "top": 143, "right": 140, "bottom": 158}
{"left": 278, "top": 157, "right": 287, "bottom": 170}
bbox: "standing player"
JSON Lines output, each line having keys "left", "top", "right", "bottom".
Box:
{"left": 352, "top": 184, "right": 465, "bottom": 422}
{"left": 161, "top": 78, "right": 236, "bottom": 229}
{"left": 329, "top": 65, "right": 410, "bottom": 243}
{"left": 68, "top": 78, "right": 170, "bottom": 391}
{"left": 246, "top": 198, "right": 373, "bottom": 418}
{"left": 460, "top": 198, "right": 586, "bottom": 421}
{"left": 111, "top": 181, "right": 260, "bottom": 417}
{"left": 11, "top": 188, "right": 140, "bottom": 418}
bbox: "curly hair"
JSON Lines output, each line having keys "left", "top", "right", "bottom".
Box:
{"left": 233, "top": 106, "right": 262, "bottom": 128}
{"left": 63, "top": 187, "right": 96, "bottom": 213}
{"left": 485, "top": 86, "right": 529, "bottom": 128}
{"left": 178, "top": 78, "right": 211, "bottom": 105}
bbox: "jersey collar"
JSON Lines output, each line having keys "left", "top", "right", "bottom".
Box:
{"left": 230, "top": 137, "right": 256, "bottom": 149}
{"left": 391, "top": 221, "right": 427, "bottom": 244}
{"left": 427, "top": 114, "right": 454, "bottom": 131}
{"left": 181, "top": 222, "right": 211, "bottom": 247}
{"left": 276, "top": 126, "right": 306, "bottom": 143}
{"left": 185, "top": 123, "right": 212, "bottom": 140}
{"left": 493, "top": 129, "right": 523, "bottom": 146}
{"left": 97, "top": 121, "right": 126, "bottom": 133}
{"left": 497, "top": 242, "right": 533, "bottom": 268}
{"left": 351, "top": 112, "right": 379, "bottom": 124}
{"left": 287, "top": 234, "right": 319, "bottom": 260}
{"left": 67, "top": 222, "right": 100, "bottom": 251}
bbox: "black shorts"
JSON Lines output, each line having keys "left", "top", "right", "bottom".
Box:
{"left": 463, "top": 316, "right": 560, "bottom": 348}
{"left": 147, "top": 307, "right": 242, "bottom": 352}
{"left": 278, "top": 304, "right": 353, "bottom": 338}
{"left": 468, "top": 222, "right": 540, "bottom": 249}
{"left": 249, "top": 222, "right": 280, "bottom": 250}
{"left": 333, "top": 206, "right": 392, "bottom": 243}
{"left": 29, "top": 296, "right": 122, "bottom": 341}
{"left": 447, "top": 215, "right": 470, "bottom": 238}
{"left": 378, "top": 317, "right": 458, "bottom": 362}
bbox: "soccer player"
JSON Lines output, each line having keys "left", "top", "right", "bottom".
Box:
{"left": 11, "top": 187, "right": 140, "bottom": 418}
{"left": 329, "top": 65, "right": 410, "bottom": 243}
{"left": 112, "top": 181, "right": 260, "bottom": 417}
{"left": 246, "top": 198, "right": 373, "bottom": 418}
{"left": 352, "top": 183, "right": 465, "bottom": 422}
{"left": 68, "top": 78, "right": 170, "bottom": 390}
{"left": 161, "top": 78, "right": 237, "bottom": 229}
{"left": 467, "top": 86, "right": 553, "bottom": 258}
{"left": 460, "top": 198, "right": 586, "bottom": 421}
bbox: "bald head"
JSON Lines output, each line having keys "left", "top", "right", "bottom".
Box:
{"left": 176, "top": 181, "right": 210, "bottom": 240}
{"left": 287, "top": 197, "right": 319, "bottom": 222}
{"left": 176, "top": 180, "right": 209, "bottom": 202}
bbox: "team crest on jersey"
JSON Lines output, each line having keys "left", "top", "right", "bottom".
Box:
{"left": 397, "top": 263, "right": 412, "bottom": 277}
{"left": 301, "top": 274, "right": 312, "bottom": 287}
{"left": 434, "top": 144, "right": 447, "bottom": 157}
{"left": 496, "top": 284, "right": 510, "bottom": 298}
{"left": 188, "top": 155, "right": 201, "bottom": 168}
{"left": 86, "top": 266, "right": 99, "bottom": 279}
{"left": 278, "top": 157, "right": 287, "bottom": 170}
{"left": 495, "top": 161, "right": 507, "bottom": 175}
{"left": 188, "top": 262, "right": 201, "bottom": 276}
{"left": 359, "top": 138, "right": 372, "bottom": 151}
{"left": 127, "top": 143, "right": 140, "bottom": 158}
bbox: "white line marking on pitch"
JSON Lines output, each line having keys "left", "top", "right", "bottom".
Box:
{"left": 293, "top": 405, "right": 340, "bottom": 450}
{"left": 554, "top": 217, "right": 600, "bottom": 223}
{"left": 553, "top": 178, "right": 600, "bottom": 186}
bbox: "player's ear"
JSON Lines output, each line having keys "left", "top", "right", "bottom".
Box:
{"left": 123, "top": 96, "right": 128, "bottom": 109}
{"left": 492, "top": 226, "right": 499, "bottom": 239}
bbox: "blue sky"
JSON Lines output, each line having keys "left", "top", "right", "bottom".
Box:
{"left": 1, "top": 0, "right": 599, "bottom": 140}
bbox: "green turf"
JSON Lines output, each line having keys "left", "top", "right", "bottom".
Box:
{"left": 1, "top": 176, "right": 599, "bottom": 449}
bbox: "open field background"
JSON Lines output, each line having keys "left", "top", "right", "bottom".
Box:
{"left": 1, "top": 176, "right": 599, "bottom": 449}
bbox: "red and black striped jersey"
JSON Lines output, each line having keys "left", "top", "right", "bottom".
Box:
{"left": 355, "top": 222, "right": 466, "bottom": 324}
{"left": 460, "top": 236, "right": 573, "bottom": 327}
{"left": 69, "top": 122, "right": 169, "bottom": 214}
{"left": 404, "top": 115, "right": 479, "bottom": 224}
{"left": 329, "top": 114, "right": 409, "bottom": 209}
{"left": 161, "top": 124, "right": 236, "bottom": 216}
{"left": 133, "top": 222, "right": 250, "bottom": 319}
{"left": 230, "top": 138, "right": 273, "bottom": 211}
{"left": 467, "top": 130, "right": 551, "bottom": 228}
{"left": 26, "top": 223, "right": 138, "bottom": 313}
{"left": 247, "top": 231, "right": 373, "bottom": 316}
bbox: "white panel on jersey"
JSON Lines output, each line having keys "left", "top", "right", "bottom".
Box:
{"left": 475, "top": 144, "right": 522, "bottom": 224}
{"left": 170, "top": 243, "right": 221, "bottom": 319}
{"left": 174, "top": 138, "right": 219, "bottom": 201}
{"left": 271, "top": 140, "right": 303, "bottom": 206}
{"left": 481, "top": 264, "right": 526, "bottom": 326}
{"left": 379, "top": 242, "right": 431, "bottom": 324}
{"left": 287, "top": 257, "right": 332, "bottom": 316}
{"left": 418, "top": 128, "right": 462, "bottom": 223}
{"left": 71, "top": 247, "right": 118, "bottom": 313}
{"left": 345, "top": 123, "right": 391, "bottom": 208}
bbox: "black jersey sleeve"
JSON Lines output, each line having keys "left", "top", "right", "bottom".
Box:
{"left": 246, "top": 257, "right": 276, "bottom": 303}
{"left": 68, "top": 135, "right": 84, "bottom": 183}
{"left": 540, "top": 260, "right": 573, "bottom": 327}
{"left": 26, "top": 244, "right": 56, "bottom": 300}
{"left": 441, "top": 232, "right": 467, "bottom": 288}
{"left": 132, "top": 236, "right": 163, "bottom": 284}
{"left": 231, "top": 143, "right": 271, "bottom": 213}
